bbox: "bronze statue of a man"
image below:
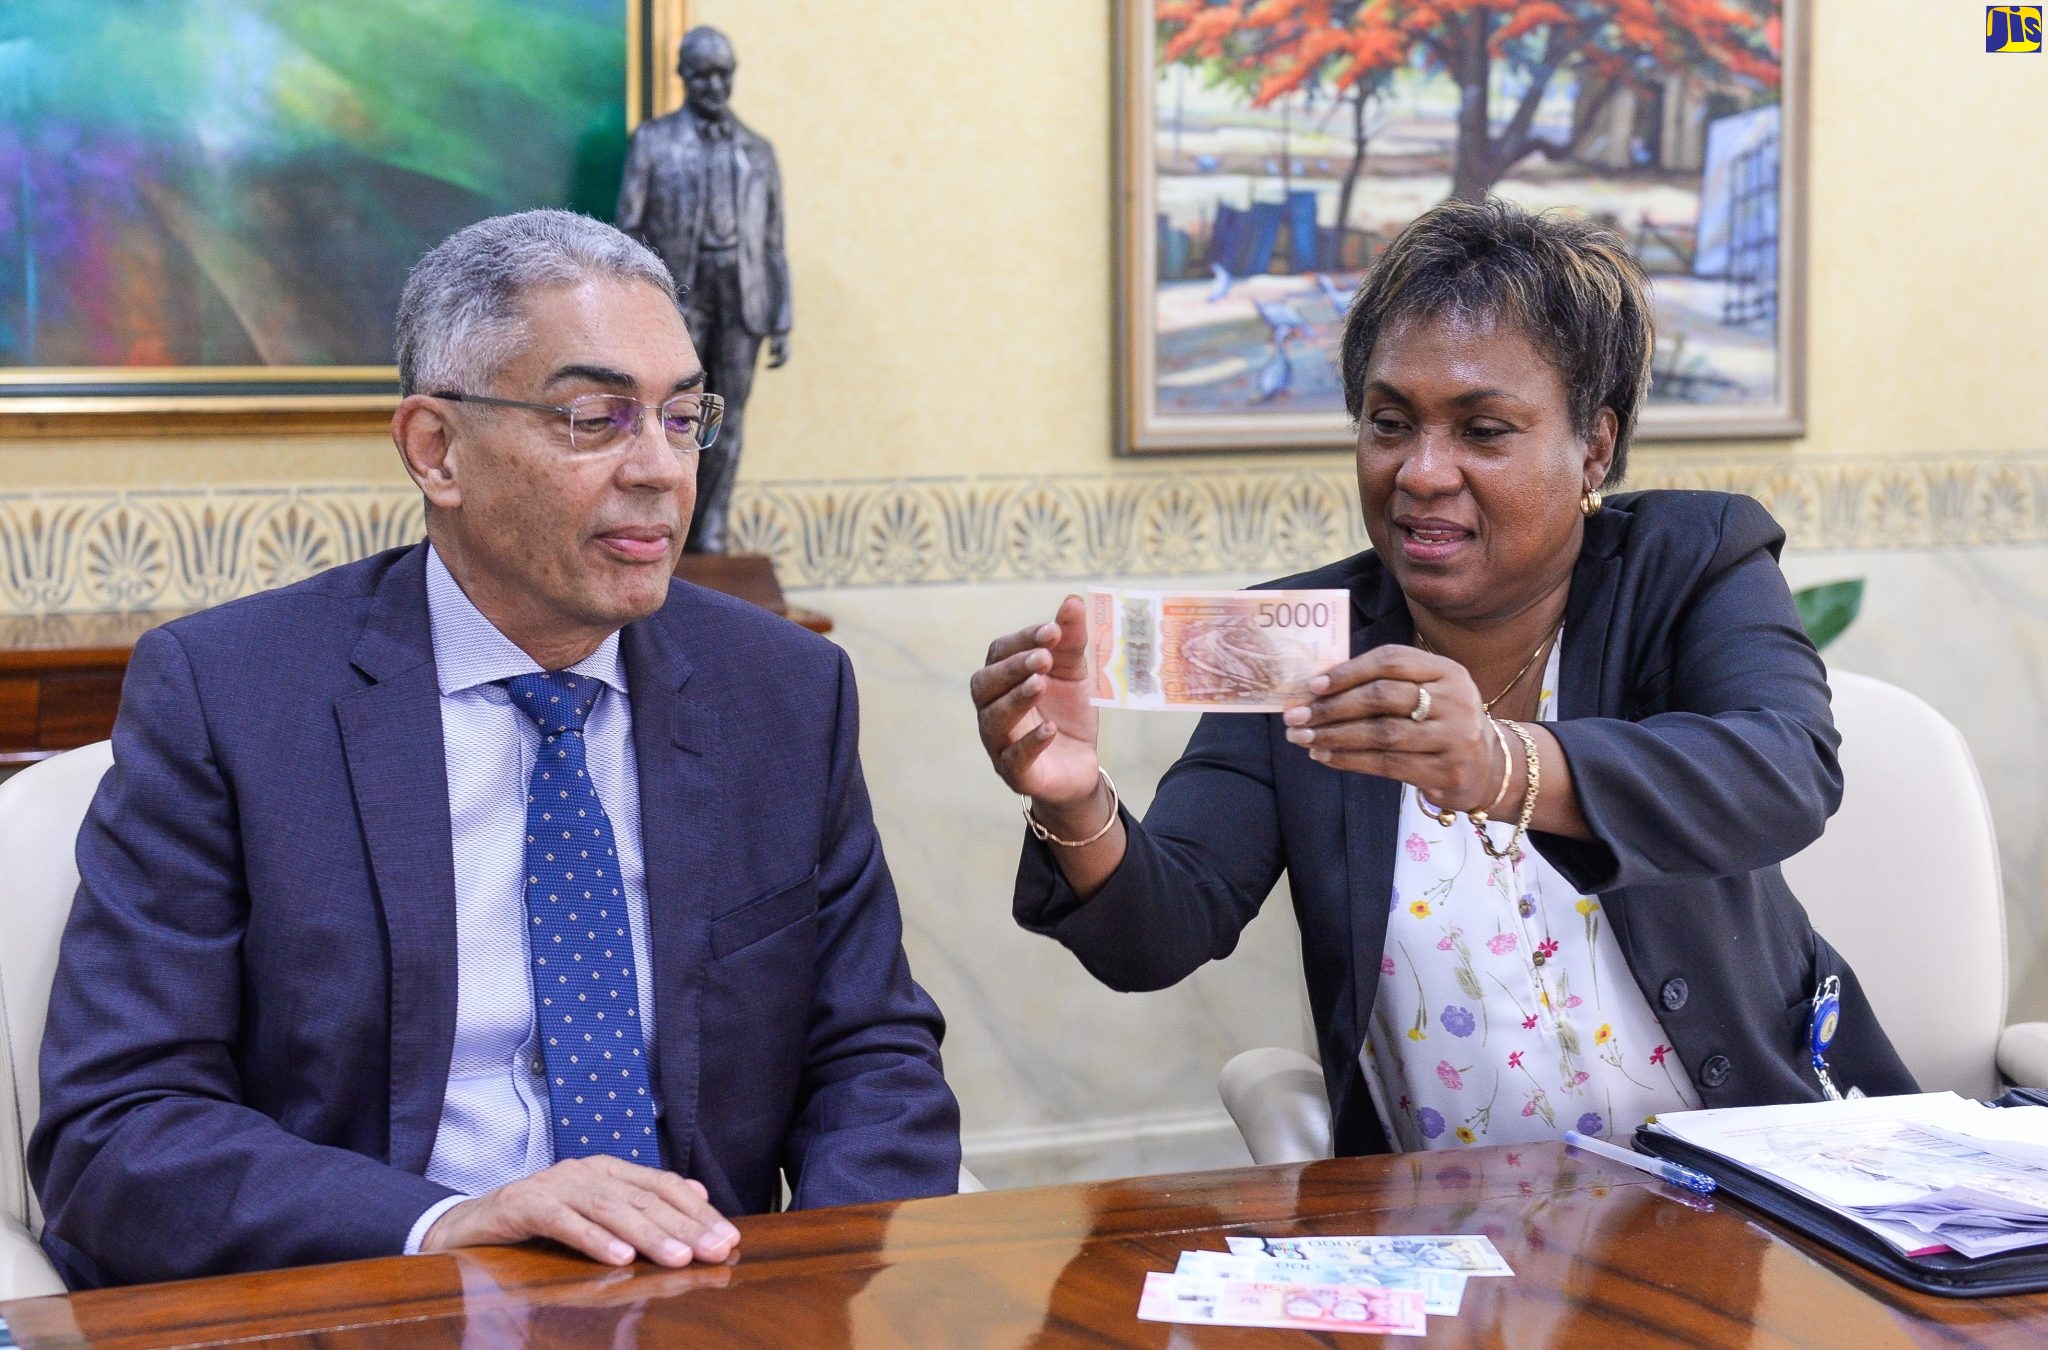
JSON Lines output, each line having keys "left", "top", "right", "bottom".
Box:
{"left": 617, "top": 26, "right": 791, "bottom": 554}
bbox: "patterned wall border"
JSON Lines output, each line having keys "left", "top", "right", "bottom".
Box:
{"left": 4, "top": 450, "right": 2047, "bottom": 615}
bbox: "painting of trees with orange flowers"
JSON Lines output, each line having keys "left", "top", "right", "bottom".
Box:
{"left": 1122, "top": 0, "right": 1802, "bottom": 453}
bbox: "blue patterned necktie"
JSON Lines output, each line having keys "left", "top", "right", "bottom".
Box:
{"left": 502, "top": 671, "right": 663, "bottom": 1168}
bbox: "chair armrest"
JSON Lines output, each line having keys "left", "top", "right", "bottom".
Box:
{"left": 0, "top": 1212, "right": 64, "bottom": 1300}
{"left": 1997, "top": 1022, "right": 2048, "bottom": 1089}
{"left": 1218, "top": 1047, "right": 1333, "bottom": 1166}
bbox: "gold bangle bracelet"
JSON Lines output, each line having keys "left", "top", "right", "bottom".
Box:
{"left": 1023, "top": 768, "right": 1121, "bottom": 848}
{"left": 1476, "top": 720, "right": 1540, "bottom": 861}
{"left": 1469, "top": 718, "right": 1517, "bottom": 828}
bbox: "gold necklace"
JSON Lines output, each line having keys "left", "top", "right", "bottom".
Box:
{"left": 1416, "top": 626, "right": 1560, "bottom": 713}
{"left": 1412, "top": 624, "right": 1560, "bottom": 830}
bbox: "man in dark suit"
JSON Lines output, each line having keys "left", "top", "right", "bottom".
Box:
{"left": 617, "top": 26, "right": 791, "bottom": 554}
{"left": 29, "top": 210, "right": 958, "bottom": 1289}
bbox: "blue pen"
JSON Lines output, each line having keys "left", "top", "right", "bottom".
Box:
{"left": 1564, "top": 1129, "right": 1718, "bottom": 1196}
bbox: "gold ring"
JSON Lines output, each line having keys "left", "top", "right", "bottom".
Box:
{"left": 1410, "top": 683, "right": 1433, "bottom": 722}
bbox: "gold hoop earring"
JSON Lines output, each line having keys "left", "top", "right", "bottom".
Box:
{"left": 1581, "top": 487, "right": 1604, "bottom": 517}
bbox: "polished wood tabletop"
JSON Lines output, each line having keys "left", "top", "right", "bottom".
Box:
{"left": 5, "top": 1142, "right": 2047, "bottom": 1347}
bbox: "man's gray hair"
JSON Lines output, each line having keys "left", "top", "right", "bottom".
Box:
{"left": 395, "top": 209, "right": 678, "bottom": 397}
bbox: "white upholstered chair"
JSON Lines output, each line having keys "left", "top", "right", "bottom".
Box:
{"left": 1220, "top": 671, "right": 2048, "bottom": 1165}
{"left": 0, "top": 739, "right": 115, "bottom": 1298}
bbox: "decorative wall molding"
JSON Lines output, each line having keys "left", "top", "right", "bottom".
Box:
{"left": 0, "top": 490, "right": 425, "bottom": 616}
{"left": 5, "top": 450, "right": 2048, "bottom": 614}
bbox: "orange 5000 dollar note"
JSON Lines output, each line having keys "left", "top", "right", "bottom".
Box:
{"left": 1087, "top": 587, "right": 1349, "bottom": 713}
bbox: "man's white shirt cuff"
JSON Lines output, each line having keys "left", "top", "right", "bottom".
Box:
{"left": 405, "top": 1195, "right": 471, "bottom": 1256}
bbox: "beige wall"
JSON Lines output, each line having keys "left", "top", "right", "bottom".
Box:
{"left": 709, "top": 0, "right": 2048, "bottom": 475}
{"left": 6, "top": 0, "right": 2045, "bottom": 494}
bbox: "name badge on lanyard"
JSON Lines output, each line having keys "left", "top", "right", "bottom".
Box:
{"left": 1809, "top": 975, "right": 1863, "bottom": 1101}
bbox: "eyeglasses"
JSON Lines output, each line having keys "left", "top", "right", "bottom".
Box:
{"left": 429, "top": 390, "right": 724, "bottom": 454}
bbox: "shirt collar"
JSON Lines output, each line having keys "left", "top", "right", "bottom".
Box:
{"left": 695, "top": 113, "right": 735, "bottom": 142}
{"left": 425, "top": 544, "right": 626, "bottom": 699}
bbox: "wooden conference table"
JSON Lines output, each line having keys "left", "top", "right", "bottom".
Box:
{"left": 4, "top": 1143, "right": 2046, "bottom": 1347}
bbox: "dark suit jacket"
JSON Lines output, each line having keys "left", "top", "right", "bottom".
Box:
{"left": 617, "top": 111, "right": 792, "bottom": 338}
{"left": 1015, "top": 491, "right": 1915, "bottom": 1156}
{"left": 31, "top": 544, "right": 958, "bottom": 1287}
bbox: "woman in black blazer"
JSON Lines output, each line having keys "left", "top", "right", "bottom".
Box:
{"left": 970, "top": 199, "right": 1913, "bottom": 1157}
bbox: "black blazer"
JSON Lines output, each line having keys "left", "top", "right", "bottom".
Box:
{"left": 1015, "top": 491, "right": 1914, "bottom": 1156}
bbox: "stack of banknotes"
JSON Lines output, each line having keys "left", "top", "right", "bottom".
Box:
{"left": 1087, "top": 586, "right": 1351, "bottom": 713}
{"left": 1135, "top": 1233, "right": 1515, "bottom": 1335}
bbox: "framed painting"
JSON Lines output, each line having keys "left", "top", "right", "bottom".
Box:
{"left": 0, "top": 0, "right": 691, "bottom": 426}
{"left": 1118, "top": 1, "right": 1806, "bottom": 454}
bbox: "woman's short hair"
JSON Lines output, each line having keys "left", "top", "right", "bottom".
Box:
{"left": 395, "top": 209, "right": 678, "bottom": 398}
{"left": 1338, "top": 197, "right": 1655, "bottom": 481}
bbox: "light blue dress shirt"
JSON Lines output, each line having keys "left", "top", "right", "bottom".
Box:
{"left": 404, "top": 547, "right": 660, "bottom": 1252}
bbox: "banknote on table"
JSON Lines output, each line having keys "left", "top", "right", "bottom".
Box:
{"left": 1136, "top": 1271, "right": 1427, "bottom": 1335}
{"left": 1225, "top": 1233, "right": 1515, "bottom": 1277}
{"left": 1174, "top": 1249, "right": 1466, "bottom": 1315}
{"left": 1087, "top": 587, "right": 1349, "bottom": 713}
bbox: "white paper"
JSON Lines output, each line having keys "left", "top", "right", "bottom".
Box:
{"left": 1649, "top": 1092, "right": 2048, "bottom": 1257}
{"left": 1224, "top": 1233, "right": 1514, "bottom": 1277}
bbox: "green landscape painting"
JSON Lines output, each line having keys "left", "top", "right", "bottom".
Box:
{"left": 0, "top": 0, "right": 629, "bottom": 377}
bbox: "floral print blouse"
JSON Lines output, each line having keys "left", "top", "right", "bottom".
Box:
{"left": 1360, "top": 642, "right": 1701, "bottom": 1151}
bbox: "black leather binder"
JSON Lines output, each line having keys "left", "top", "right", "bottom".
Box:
{"left": 1636, "top": 1091, "right": 2048, "bottom": 1298}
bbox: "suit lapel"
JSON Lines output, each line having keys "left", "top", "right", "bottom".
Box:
{"left": 1340, "top": 566, "right": 1414, "bottom": 1078}
{"left": 1559, "top": 510, "right": 1624, "bottom": 721}
{"left": 1560, "top": 511, "right": 1628, "bottom": 947}
{"left": 1310, "top": 565, "right": 1409, "bottom": 1122}
{"left": 621, "top": 600, "right": 723, "bottom": 1176}
{"left": 674, "top": 118, "right": 709, "bottom": 273}
{"left": 334, "top": 544, "right": 459, "bottom": 1175}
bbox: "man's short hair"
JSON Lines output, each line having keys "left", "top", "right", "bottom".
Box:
{"left": 678, "top": 26, "right": 735, "bottom": 74}
{"left": 395, "top": 209, "right": 679, "bottom": 397}
{"left": 1338, "top": 197, "right": 1656, "bottom": 482}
